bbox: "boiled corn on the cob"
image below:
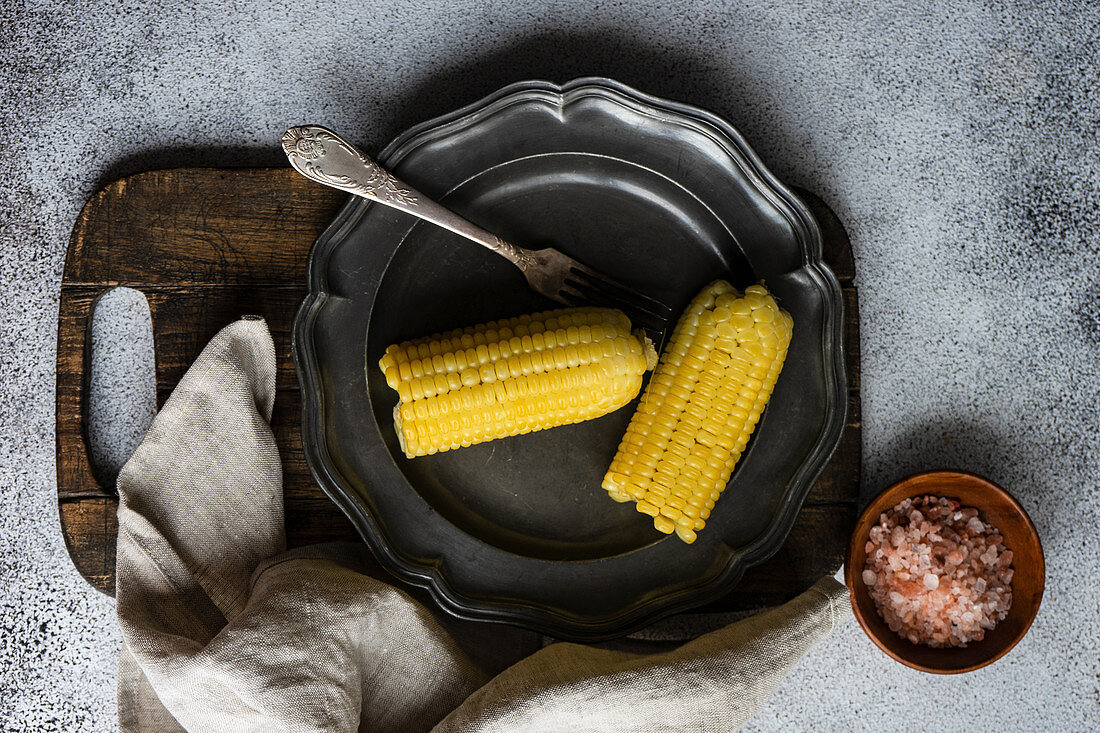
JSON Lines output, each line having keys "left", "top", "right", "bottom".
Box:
{"left": 380, "top": 307, "right": 657, "bottom": 458}
{"left": 602, "top": 281, "right": 792, "bottom": 544}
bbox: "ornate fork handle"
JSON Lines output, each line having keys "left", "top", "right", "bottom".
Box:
{"left": 282, "top": 126, "right": 535, "bottom": 270}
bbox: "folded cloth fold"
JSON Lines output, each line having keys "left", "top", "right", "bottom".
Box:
{"left": 116, "top": 319, "right": 848, "bottom": 732}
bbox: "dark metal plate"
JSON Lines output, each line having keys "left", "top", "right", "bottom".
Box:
{"left": 294, "top": 78, "right": 846, "bottom": 640}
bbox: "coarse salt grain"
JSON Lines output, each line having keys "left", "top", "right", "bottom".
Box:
{"left": 861, "top": 495, "right": 1014, "bottom": 647}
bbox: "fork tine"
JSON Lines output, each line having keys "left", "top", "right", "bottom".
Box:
{"left": 568, "top": 265, "right": 674, "bottom": 319}
{"left": 564, "top": 275, "right": 671, "bottom": 330}
{"left": 563, "top": 276, "right": 668, "bottom": 333}
{"left": 557, "top": 282, "right": 587, "bottom": 305}
{"left": 561, "top": 276, "right": 668, "bottom": 351}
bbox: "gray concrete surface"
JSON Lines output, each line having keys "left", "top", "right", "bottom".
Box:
{"left": 2, "top": 0, "right": 1098, "bottom": 729}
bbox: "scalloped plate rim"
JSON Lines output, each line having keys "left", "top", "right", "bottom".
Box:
{"left": 292, "top": 77, "right": 847, "bottom": 639}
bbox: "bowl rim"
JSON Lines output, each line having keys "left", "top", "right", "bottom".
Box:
{"left": 844, "top": 469, "right": 1045, "bottom": 673}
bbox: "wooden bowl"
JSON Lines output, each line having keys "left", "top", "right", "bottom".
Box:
{"left": 845, "top": 470, "right": 1044, "bottom": 673}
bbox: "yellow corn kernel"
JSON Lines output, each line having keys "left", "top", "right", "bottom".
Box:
{"left": 601, "top": 281, "right": 792, "bottom": 544}
{"left": 381, "top": 307, "right": 657, "bottom": 458}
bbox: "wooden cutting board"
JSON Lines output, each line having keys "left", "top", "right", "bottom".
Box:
{"left": 56, "top": 168, "right": 860, "bottom": 615}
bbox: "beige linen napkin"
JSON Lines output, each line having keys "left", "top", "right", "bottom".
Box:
{"left": 116, "top": 318, "right": 848, "bottom": 732}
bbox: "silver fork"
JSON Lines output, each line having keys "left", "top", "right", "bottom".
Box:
{"left": 282, "top": 125, "right": 673, "bottom": 337}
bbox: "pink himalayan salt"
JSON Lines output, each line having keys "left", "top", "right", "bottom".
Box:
{"left": 861, "top": 495, "right": 1013, "bottom": 648}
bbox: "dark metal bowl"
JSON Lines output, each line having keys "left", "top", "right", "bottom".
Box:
{"left": 293, "top": 78, "right": 846, "bottom": 640}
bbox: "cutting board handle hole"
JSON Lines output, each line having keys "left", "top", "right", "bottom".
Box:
{"left": 87, "top": 287, "right": 157, "bottom": 486}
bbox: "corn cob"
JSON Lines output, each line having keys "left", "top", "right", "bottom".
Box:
{"left": 380, "top": 307, "right": 657, "bottom": 458}
{"left": 602, "top": 281, "right": 793, "bottom": 544}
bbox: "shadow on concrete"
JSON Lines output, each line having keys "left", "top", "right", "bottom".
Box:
{"left": 98, "top": 28, "right": 805, "bottom": 192}
{"left": 862, "top": 414, "right": 1045, "bottom": 509}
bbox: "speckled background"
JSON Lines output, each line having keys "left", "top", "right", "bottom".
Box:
{"left": 2, "top": 0, "right": 1098, "bottom": 730}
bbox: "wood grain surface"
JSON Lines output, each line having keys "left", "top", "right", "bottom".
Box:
{"left": 56, "top": 168, "right": 861, "bottom": 615}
